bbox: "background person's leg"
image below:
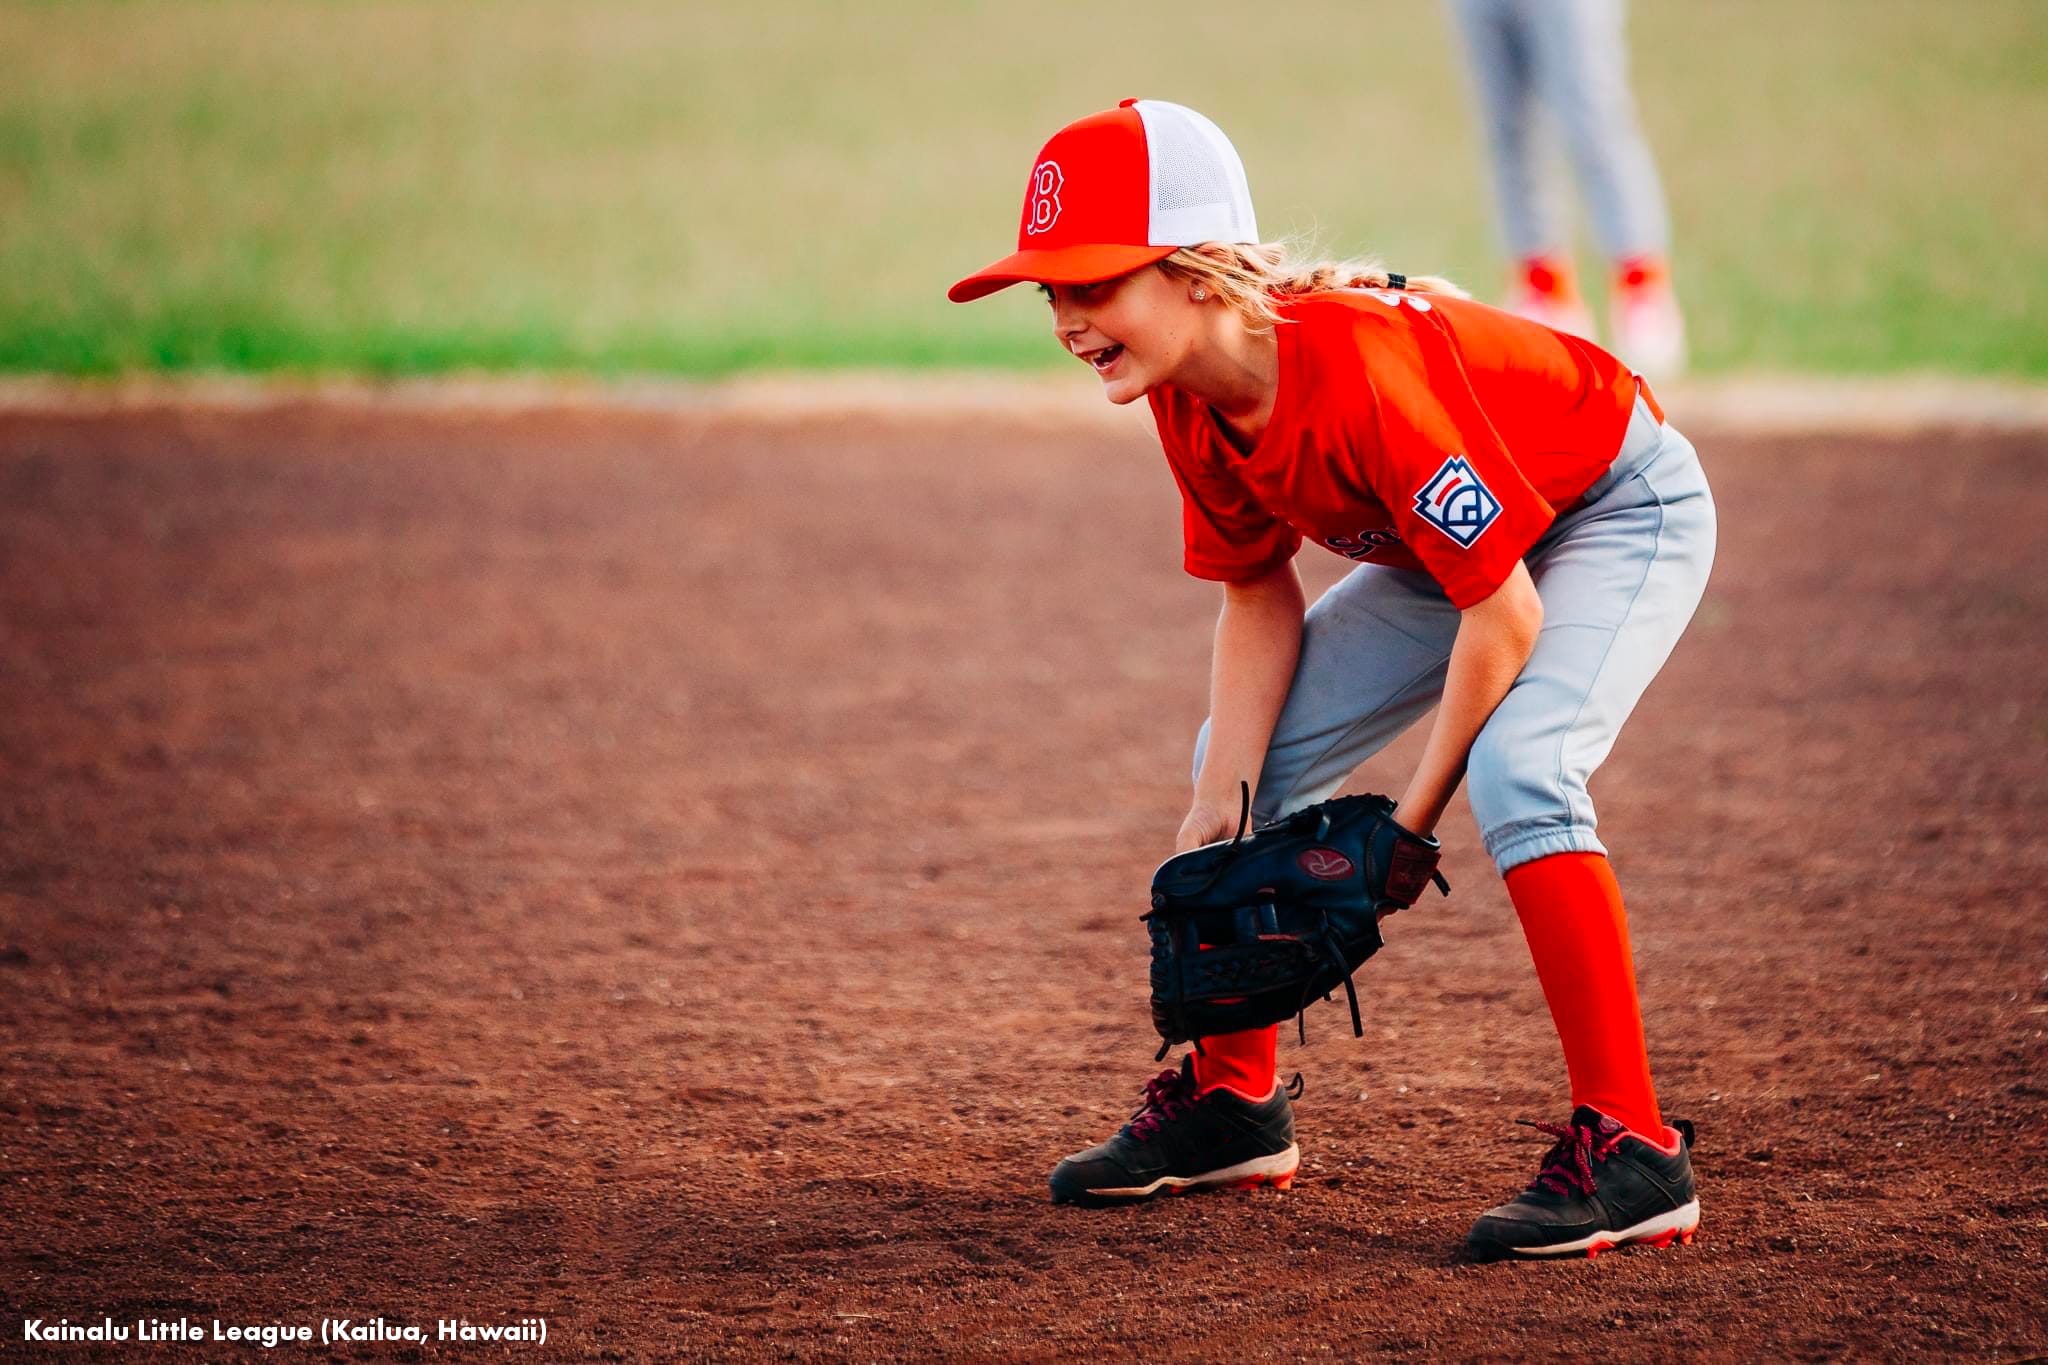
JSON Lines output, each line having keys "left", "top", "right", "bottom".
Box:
{"left": 1525, "top": 0, "right": 1671, "bottom": 268}
{"left": 1445, "top": 0, "right": 1591, "bottom": 333}
{"left": 1525, "top": 0, "right": 1686, "bottom": 374}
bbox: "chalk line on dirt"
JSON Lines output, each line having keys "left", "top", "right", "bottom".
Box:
{"left": 1, "top": 372, "right": 2045, "bottom": 434}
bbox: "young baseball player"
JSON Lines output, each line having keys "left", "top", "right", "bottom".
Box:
{"left": 949, "top": 100, "right": 1714, "bottom": 1260}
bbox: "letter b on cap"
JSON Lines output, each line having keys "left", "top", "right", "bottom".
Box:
{"left": 1027, "top": 160, "right": 1064, "bottom": 235}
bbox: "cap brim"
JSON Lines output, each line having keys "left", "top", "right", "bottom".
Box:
{"left": 947, "top": 243, "right": 1177, "bottom": 303}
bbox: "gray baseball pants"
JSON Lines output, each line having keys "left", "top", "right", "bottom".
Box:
{"left": 1192, "top": 395, "right": 1715, "bottom": 875}
{"left": 1446, "top": 0, "right": 1673, "bottom": 260}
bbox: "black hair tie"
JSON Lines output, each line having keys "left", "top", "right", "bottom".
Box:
{"left": 1385, "top": 272, "right": 1407, "bottom": 290}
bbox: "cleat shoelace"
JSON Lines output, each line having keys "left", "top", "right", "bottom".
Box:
{"left": 1125, "top": 1067, "right": 1199, "bottom": 1142}
{"left": 1518, "top": 1117, "right": 1627, "bottom": 1197}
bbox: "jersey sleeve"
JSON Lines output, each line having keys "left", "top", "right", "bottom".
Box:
{"left": 1355, "top": 315, "right": 1557, "bottom": 608}
{"left": 1150, "top": 397, "right": 1302, "bottom": 583}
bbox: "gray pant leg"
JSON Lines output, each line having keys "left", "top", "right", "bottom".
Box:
{"left": 1447, "top": 0, "right": 1567, "bottom": 258}
{"left": 1193, "top": 564, "right": 1460, "bottom": 825}
{"left": 1523, "top": 0, "right": 1672, "bottom": 260}
{"left": 1468, "top": 419, "right": 1715, "bottom": 872}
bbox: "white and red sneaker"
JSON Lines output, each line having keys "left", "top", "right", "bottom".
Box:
{"left": 1609, "top": 257, "right": 1689, "bottom": 381}
{"left": 1506, "top": 256, "right": 1596, "bottom": 339}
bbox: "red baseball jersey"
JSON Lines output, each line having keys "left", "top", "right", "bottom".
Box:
{"left": 1146, "top": 289, "right": 1654, "bottom": 608}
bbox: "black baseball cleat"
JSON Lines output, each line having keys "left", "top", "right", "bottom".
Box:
{"left": 1464, "top": 1106, "right": 1700, "bottom": 1261}
{"left": 1048, "top": 1056, "right": 1299, "bottom": 1204}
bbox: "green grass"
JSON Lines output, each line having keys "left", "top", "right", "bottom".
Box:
{"left": 1, "top": 0, "right": 2043, "bottom": 377}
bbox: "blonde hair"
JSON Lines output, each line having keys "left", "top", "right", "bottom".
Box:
{"left": 1156, "top": 241, "right": 1468, "bottom": 330}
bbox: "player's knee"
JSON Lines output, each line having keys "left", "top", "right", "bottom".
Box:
{"left": 1467, "top": 728, "right": 1568, "bottom": 837}
{"left": 1467, "top": 729, "right": 1603, "bottom": 871}
{"left": 1464, "top": 729, "right": 1513, "bottom": 827}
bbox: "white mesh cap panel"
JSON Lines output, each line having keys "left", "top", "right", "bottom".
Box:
{"left": 1133, "top": 100, "right": 1259, "bottom": 246}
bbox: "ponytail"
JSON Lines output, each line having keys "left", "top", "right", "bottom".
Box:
{"left": 1156, "top": 241, "right": 1468, "bottom": 330}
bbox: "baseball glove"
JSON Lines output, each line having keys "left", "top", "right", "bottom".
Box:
{"left": 1145, "top": 783, "right": 1448, "bottom": 1051}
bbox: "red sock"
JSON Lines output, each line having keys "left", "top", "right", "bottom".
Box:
{"left": 1190, "top": 1025, "right": 1277, "bottom": 1100}
{"left": 1518, "top": 253, "right": 1582, "bottom": 301}
{"left": 1503, "top": 852, "right": 1664, "bottom": 1138}
{"left": 1615, "top": 253, "right": 1670, "bottom": 292}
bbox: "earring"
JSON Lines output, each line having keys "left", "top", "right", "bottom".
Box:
{"left": 1192, "top": 286, "right": 1207, "bottom": 300}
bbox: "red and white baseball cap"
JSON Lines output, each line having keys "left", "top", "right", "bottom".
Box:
{"left": 948, "top": 99, "right": 1259, "bottom": 303}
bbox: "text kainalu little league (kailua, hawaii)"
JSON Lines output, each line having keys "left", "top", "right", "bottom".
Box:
{"left": 21, "top": 1315, "right": 548, "bottom": 1347}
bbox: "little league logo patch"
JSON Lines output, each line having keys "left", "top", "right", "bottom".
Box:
{"left": 1026, "top": 160, "right": 1064, "bottom": 235}
{"left": 1413, "top": 456, "right": 1502, "bottom": 547}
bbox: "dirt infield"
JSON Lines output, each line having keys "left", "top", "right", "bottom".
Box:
{"left": 2, "top": 401, "right": 2044, "bottom": 1360}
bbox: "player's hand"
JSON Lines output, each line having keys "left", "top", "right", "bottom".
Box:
{"left": 1175, "top": 799, "right": 1242, "bottom": 853}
